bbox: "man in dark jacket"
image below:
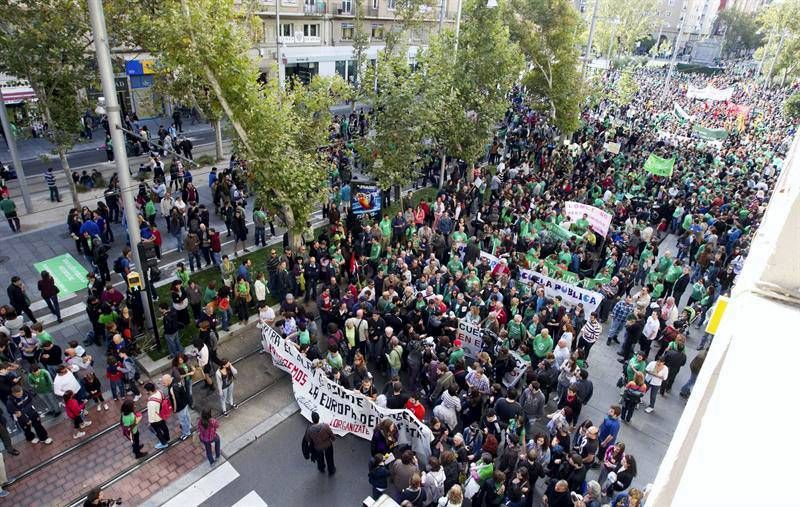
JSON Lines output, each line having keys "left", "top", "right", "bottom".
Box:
{"left": 164, "top": 374, "right": 191, "bottom": 439}
{"left": 661, "top": 341, "right": 687, "bottom": 394}
{"left": 304, "top": 411, "right": 335, "bottom": 475}
{"left": 6, "top": 386, "right": 51, "bottom": 444}
{"left": 6, "top": 276, "right": 36, "bottom": 323}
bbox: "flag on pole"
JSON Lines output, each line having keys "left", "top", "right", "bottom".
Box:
{"left": 643, "top": 154, "right": 676, "bottom": 177}
{"left": 349, "top": 251, "right": 359, "bottom": 275}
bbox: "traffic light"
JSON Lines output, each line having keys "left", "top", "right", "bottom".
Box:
{"left": 137, "top": 241, "right": 159, "bottom": 269}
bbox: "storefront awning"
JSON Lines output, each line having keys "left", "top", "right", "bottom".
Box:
{"left": 1, "top": 86, "right": 36, "bottom": 104}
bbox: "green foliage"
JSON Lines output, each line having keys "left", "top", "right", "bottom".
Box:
{"left": 756, "top": 0, "right": 800, "bottom": 84}
{"left": 359, "top": 45, "right": 427, "bottom": 190}
{"left": 717, "top": 8, "right": 763, "bottom": 56}
{"left": 610, "top": 68, "right": 638, "bottom": 106}
{"left": 421, "top": 0, "right": 523, "bottom": 164}
{"left": 507, "top": 0, "right": 582, "bottom": 133}
{"left": 583, "top": 0, "right": 657, "bottom": 58}
{"left": 0, "top": 0, "right": 92, "bottom": 152}
{"left": 146, "top": 0, "right": 349, "bottom": 237}
{"left": 785, "top": 93, "right": 800, "bottom": 121}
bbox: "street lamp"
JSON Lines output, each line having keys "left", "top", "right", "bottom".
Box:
{"left": 660, "top": 1, "right": 687, "bottom": 100}
{"left": 580, "top": 0, "right": 601, "bottom": 84}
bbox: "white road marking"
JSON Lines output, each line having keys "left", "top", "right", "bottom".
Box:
{"left": 232, "top": 491, "right": 269, "bottom": 507}
{"left": 161, "top": 461, "right": 240, "bottom": 507}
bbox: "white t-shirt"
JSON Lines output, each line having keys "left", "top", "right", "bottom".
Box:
{"left": 645, "top": 361, "right": 669, "bottom": 386}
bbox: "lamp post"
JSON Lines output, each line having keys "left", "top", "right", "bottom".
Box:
{"left": 87, "top": 0, "right": 155, "bottom": 339}
{"left": 606, "top": 16, "right": 621, "bottom": 65}
{"left": 580, "top": 0, "right": 601, "bottom": 84}
{"left": 660, "top": 1, "right": 687, "bottom": 101}
{"left": 765, "top": 29, "right": 787, "bottom": 87}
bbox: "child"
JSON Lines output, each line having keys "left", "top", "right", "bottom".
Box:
{"left": 175, "top": 262, "right": 190, "bottom": 286}
{"left": 64, "top": 390, "right": 91, "bottom": 439}
{"left": 82, "top": 371, "right": 109, "bottom": 411}
{"left": 106, "top": 356, "right": 125, "bottom": 402}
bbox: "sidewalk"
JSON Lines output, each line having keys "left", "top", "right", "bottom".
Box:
{"left": 0, "top": 116, "right": 213, "bottom": 162}
{"left": 2, "top": 322, "right": 291, "bottom": 506}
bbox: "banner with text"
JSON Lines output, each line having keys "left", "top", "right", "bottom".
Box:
{"left": 686, "top": 85, "right": 734, "bottom": 102}
{"left": 262, "top": 326, "right": 433, "bottom": 460}
{"left": 564, "top": 201, "right": 613, "bottom": 236}
{"left": 518, "top": 268, "right": 604, "bottom": 314}
{"left": 502, "top": 350, "right": 530, "bottom": 389}
{"left": 693, "top": 124, "right": 729, "bottom": 141}
{"left": 643, "top": 154, "right": 675, "bottom": 177}
{"left": 456, "top": 319, "right": 484, "bottom": 358}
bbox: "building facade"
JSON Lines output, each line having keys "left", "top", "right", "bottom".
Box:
{"left": 243, "top": 0, "right": 455, "bottom": 84}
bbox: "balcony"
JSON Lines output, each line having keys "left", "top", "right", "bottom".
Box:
{"left": 303, "top": 1, "right": 326, "bottom": 14}
{"left": 279, "top": 33, "right": 322, "bottom": 44}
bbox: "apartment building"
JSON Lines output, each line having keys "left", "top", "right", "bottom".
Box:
{"left": 246, "top": 0, "right": 456, "bottom": 84}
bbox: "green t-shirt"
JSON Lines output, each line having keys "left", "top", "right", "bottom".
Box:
{"left": 27, "top": 370, "right": 53, "bottom": 394}
{"left": 532, "top": 334, "right": 553, "bottom": 359}
{"left": 665, "top": 264, "right": 683, "bottom": 283}
{"left": 507, "top": 320, "right": 525, "bottom": 341}
{"left": 36, "top": 331, "right": 54, "bottom": 345}
{"left": 379, "top": 218, "right": 392, "bottom": 238}
{"left": 121, "top": 412, "right": 138, "bottom": 434}
{"left": 691, "top": 282, "right": 706, "bottom": 302}
{"left": 651, "top": 282, "right": 665, "bottom": 299}
{"left": 682, "top": 214, "right": 693, "bottom": 231}
{"left": 0, "top": 198, "right": 16, "bottom": 216}
{"left": 448, "top": 347, "right": 465, "bottom": 366}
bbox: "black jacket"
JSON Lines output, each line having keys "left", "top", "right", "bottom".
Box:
{"left": 170, "top": 383, "right": 189, "bottom": 412}
{"left": 6, "top": 283, "right": 29, "bottom": 310}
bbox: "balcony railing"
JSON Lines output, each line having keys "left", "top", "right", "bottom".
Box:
{"left": 279, "top": 34, "right": 321, "bottom": 44}
{"left": 303, "top": 1, "right": 326, "bottom": 14}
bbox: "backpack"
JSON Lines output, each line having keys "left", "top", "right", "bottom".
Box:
{"left": 113, "top": 256, "right": 125, "bottom": 274}
{"left": 150, "top": 394, "right": 172, "bottom": 420}
{"left": 423, "top": 471, "right": 445, "bottom": 503}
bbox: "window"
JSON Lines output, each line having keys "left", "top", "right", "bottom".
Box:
{"left": 281, "top": 23, "right": 293, "bottom": 37}
{"left": 342, "top": 23, "right": 354, "bottom": 40}
{"left": 304, "top": 24, "right": 319, "bottom": 37}
{"left": 387, "top": 0, "right": 395, "bottom": 9}
{"left": 341, "top": 0, "right": 352, "bottom": 13}
{"left": 372, "top": 0, "right": 378, "bottom": 8}
{"left": 335, "top": 60, "right": 357, "bottom": 83}
{"left": 371, "top": 23, "right": 384, "bottom": 40}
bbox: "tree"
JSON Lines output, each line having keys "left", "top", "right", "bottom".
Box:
{"left": 507, "top": 0, "right": 582, "bottom": 134}
{"left": 716, "top": 8, "right": 763, "bottom": 57}
{"left": 358, "top": 44, "right": 427, "bottom": 194}
{"left": 785, "top": 93, "right": 800, "bottom": 121}
{"left": 421, "top": 0, "right": 523, "bottom": 170}
{"left": 756, "top": 0, "right": 800, "bottom": 85}
{"left": 610, "top": 67, "right": 639, "bottom": 107}
{"left": 0, "top": 0, "right": 92, "bottom": 210}
{"left": 149, "top": 0, "right": 349, "bottom": 246}
{"left": 583, "top": 0, "right": 657, "bottom": 59}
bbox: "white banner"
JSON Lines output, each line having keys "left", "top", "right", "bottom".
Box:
{"left": 686, "top": 85, "right": 734, "bottom": 102}
{"left": 262, "top": 326, "right": 433, "bottom": 460}
{"left": 564, "top": 201, "right": 613, "bottom": 236}
{"left": 603, "top": 142, "right": 621, "bottom": 154}
{"left": 480, "top": 251, "right": 500, "bottom": 270}
{"left": 456, "top": 319, "right": 484, "bottom": 357}
{"left": 519, "top": 268, "right": 604, "bottom": 315}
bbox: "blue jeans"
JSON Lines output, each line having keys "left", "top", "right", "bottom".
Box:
{"left": 165, "top": 332, "right": 183, "bottom": 357}
{"left": 202, "top": 435, "right": 221, "bottom": 465}
{"left": 43, "top": 295, "right": 61, "bottom": 320}
{"left": 254, "top": 227, "right": 266, "bottom": 247}
{"left": 110, "top": 379, "right": 125, "bottom": 400}
{"left": 177, "top": 406, "right": 191, "bottom": 438}
{"left": 188, "top": 251, "right": 202, "bottom": 272}
{"left": 219, "top": 308, "right": 231, "bottom": 331}
{"left": 211, "top": 252, "right": 221, "bottom": 267}
{"left": 680, "top": 372, "right": 698, "bottom": 396}
{"left": 607, "top": 317, "right": 625, "bottom": 341}
{"left": 173, "top": 231, "right": 184, "bottom": 252}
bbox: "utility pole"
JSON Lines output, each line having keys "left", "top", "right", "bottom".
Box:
{"left": 660, "top": 2, "right": 687, "bottom": 101}
{"left": 606, "top": 17, "right": 621, "bottom": 64}
{"left": 0, "top": 91, "right": 32, "bottom": 213}
{"left": 87, "top": 0, "right": 153, "bottom": 332}
{"left": 276, "top": 2, "right": 285, "bottom": 88}
{"left": 757, "top": 29, "right": 775, "bottom": 78}
{"left": 580, "top": 0, "right": 601, "bottom": 84}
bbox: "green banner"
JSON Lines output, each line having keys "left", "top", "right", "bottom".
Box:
{"left": 693, "top": 124, "right": 728, "bottom": 140}
{"left": 534, "top": 220, "right": 583, "bottom": 243}
{"left": 34, "top": 253, "right": 89, "bottom": 295}
{"left": 643, "top": 154, "right": 675, "bottom": 177}
{"left": 673, "top": 102, "right": 692, "bottom": 124}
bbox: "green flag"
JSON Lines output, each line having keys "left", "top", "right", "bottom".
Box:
{"left": 643, "top": 154, "right": 675, "bottom": 177}
{"left": 693, "top": 124, "right": 728, "bottom": 140}
{"left": 673, "top": 102, "right": 692, "bottom": 124}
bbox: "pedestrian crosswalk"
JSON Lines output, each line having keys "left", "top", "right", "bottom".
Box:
{"left": 160, "top": 461, "right": 269, "bottom": 507}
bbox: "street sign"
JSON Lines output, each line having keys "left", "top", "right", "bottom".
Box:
{"left": 33, "top": 253, "right": 89, "bottom": 295}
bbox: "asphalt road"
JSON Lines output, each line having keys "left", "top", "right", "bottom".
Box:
{"left": 16, "top": 128, "right": 220, "bottom": 175}
{"left": 199, "top": 413, "right": 374, "bottom": 507}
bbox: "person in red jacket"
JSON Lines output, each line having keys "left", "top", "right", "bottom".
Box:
{"left": 64, "top": 390, "right": 92, "bottom": 439}
{"left": 209, "top": 227, "right": 222, "bottom": 266}
{"left": 405, "top": 394, "right": 426, "bottom": 422}
{"left": 151, "top": 225, "right": 163, "bottom": 259}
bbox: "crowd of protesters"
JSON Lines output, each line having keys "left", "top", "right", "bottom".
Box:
{"left": 0, "top": 59, "right": 794, "bottom": 505}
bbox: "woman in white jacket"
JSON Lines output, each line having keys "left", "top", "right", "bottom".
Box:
{"left": 192, "top": 338, "right": 213, "bottom": 390}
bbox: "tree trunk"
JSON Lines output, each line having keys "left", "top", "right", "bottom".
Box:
{"left": 58, "top": 146, "right": 81, "bottom": 210}
{"left": 213, "top": 118, "right": 224, "bottom": 161}
{"left": 281, "top": 203, "right": 302, "bottom": 250}
{"left": 439, "top": 152, "right": 446, "bottom": 189}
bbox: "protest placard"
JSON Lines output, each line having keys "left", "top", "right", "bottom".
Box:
{"left": 564, "top": 201, "right": 613, "bottom": 236}
{"left": 456, "top": 319, "right": 484, "bottom": 357}
{"left": 643, "top": 154, "right": 676, "bottom": 177}
{"left": 518, "top": 268, "right": 604, "bottom": 314}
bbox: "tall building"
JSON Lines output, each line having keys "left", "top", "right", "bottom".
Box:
{"left": 241, "top": 0, "right": 455, "bottom": 84}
